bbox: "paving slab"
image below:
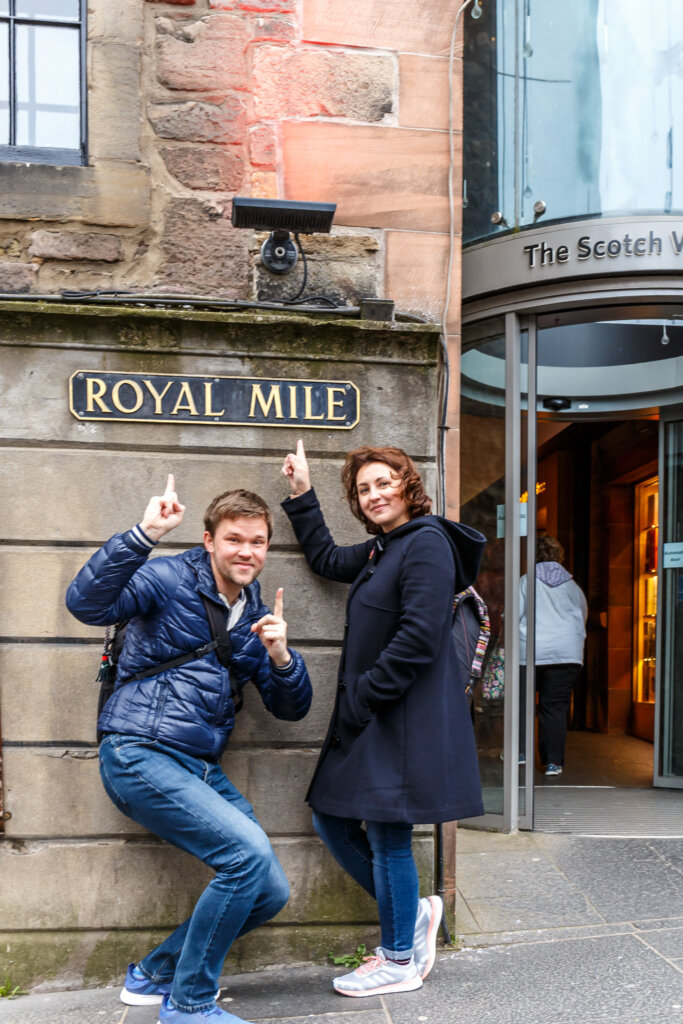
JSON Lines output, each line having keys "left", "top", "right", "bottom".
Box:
{"left": 455, "top": 848, "right": 576, "bottom": 899}
{"left": 464, "top": 889, "right": 604, "bottom": 933}
{"left": 534, "top": 836, "right": 683, "bottom": 922}
{"left": 385, "top": 935, "right": 683, "bottom": 1024}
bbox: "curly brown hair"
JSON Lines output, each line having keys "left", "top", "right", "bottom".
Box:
{"left": 341, "top": 446, "right": 432, "bottom": 534}
{"left": 536, "top": 534, "right": 564, "bottom": 563}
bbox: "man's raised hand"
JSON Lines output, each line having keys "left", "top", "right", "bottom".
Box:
{"left": 251, "top": 587, "right": 291, "bottom": 667}
{"left": 282, "top": 439, "right": 312, "bottom": 497}
{"left": 141, "top": 474, "right": 186, "bottom": 542}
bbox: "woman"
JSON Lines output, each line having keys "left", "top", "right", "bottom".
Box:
{"left": 519, "top": 534, "right": 588, "bottom": 776}
{"left": 281, "top": 440, "right": 485, "bottom": 997}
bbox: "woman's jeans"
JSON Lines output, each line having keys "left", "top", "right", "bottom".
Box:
{"left": 99, "top": 734, "right": 289, "bottom": 1013}
{"left": 312, "top": 810, "right": 418, "bottom": 959}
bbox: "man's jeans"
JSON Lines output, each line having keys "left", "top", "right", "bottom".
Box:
{"left": 312, "top": 810, "right": 418, "bottom": 958}
{"left": 99, "top": 734, "right": 289, "bottom": 1012}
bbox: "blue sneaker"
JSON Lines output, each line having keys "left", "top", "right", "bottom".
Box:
{"left": 158, "top": 994, "right": 253, "bottom": 1024}
{"left": 120, "top": 964, "right": 173, "bottom": 1006}
{"left": 545, "top": 763, "right": 563, "bottom": 776}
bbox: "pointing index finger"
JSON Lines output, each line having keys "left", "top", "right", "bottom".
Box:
{"left": 273, "top": 587, "right": 284, "bottom": 619}
{"left": 164, "top": 473, "right": 176, "bottom": 497}
{"left": 296, "top": 439, "right": 305, "bottom": 460}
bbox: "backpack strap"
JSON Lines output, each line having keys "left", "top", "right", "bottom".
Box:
{"left": 199, "top": 593, "right": 243, "bottom": 713}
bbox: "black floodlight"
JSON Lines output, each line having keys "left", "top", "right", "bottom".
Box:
{"left": 231, "top": 197, "right": 337, "bottom": 275}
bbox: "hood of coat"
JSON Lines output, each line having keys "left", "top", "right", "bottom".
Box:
{"left": 379, "top": 515, "right": 486, "bottom": 591}
{"left": 536, "top": 560, "right": 573, "bottom": 587}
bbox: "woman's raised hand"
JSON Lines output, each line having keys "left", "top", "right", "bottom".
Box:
{"left": 282, "top": 439, "right": 312, "bottom": 497}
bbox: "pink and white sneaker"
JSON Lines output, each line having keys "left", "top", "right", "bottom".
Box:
{"left": 333, "top": 948, "right": 423, "bottom": 997}
{"left": 413, "top": 895, "right": 443, "bottom": 980}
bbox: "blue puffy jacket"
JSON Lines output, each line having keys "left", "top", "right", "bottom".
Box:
{"left": 66, "top": 527, "right": 312, "bottom": 760}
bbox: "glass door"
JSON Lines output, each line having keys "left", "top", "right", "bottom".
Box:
{"left": 655, "top": 407, "right": 683, "bottom": 788}
{"left": 460, "top": 313, "right": 535, "bottom": 829}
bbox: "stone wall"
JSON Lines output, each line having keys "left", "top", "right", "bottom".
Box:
{"left": 0, "top": 301, "right": 441, "bottom": 988}
{"left": 0, "top": 0, "right": 465, "bottom": 331}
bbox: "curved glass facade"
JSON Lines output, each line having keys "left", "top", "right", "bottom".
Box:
{"left": 464, "top": 0, "right": 683, "bottom": 244}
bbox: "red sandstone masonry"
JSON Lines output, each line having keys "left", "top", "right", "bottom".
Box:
{"left": 156, "top": 14, "right": 249, "bottom": 92}
{"left": 253, "top": 46, "right": 394, "bottom": 122}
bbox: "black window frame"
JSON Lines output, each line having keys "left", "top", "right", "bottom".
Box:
{"left": 0, "top": 0, "right": 87, "bottom": 166}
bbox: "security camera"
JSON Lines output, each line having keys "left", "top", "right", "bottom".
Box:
{"left": 231, "top": 198, "right": 337, "bottom": 275}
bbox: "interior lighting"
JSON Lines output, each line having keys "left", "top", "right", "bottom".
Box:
{"left": 661, "top": 325, "right": 671, "bottom": 345}
{"left": 471, "top": 0, "right": 483, "bottom": 19}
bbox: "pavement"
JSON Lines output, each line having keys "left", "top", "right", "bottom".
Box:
{"left": 2, "top": 827, "right": 683, "bottom": 1024}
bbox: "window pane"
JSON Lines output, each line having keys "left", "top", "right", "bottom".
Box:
{"left": 0, "top": 2, "right": 9, "bottom": 15}
{"left": 16, "top": 23, "right": 79, "bottom": 148}
{"left": 16, "top": 1, "right": 79, "bottom": 21}
{"left": 0, "top": 22, "right": 7, "bottom": 144}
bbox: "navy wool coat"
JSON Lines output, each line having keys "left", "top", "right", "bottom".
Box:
{"left": 283, "top": 489, "right": 486, "bottom": 824}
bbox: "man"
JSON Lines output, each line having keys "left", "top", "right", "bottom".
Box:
{"left": 66, "top": 476, "right": 312, "bottom": 1024}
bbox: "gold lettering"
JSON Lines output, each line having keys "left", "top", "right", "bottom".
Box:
{"left": 143, "top": 378, "right": 173, "bottom": 415}
{"left": 303, "top": 385, "right": 325, "bottom": 421}
{"left": 171, "top": 382, "right": 199, "bottom": 417}
{"left": 327, "top": 386, "right": 347, "bottom": 422}
{"left": 203, "top": 382, "right": 225, "bottom": 417}
{"left": 85, "top": 377, "right": 110, "bottom": 413}
{"left": 288, "top": 384, "right": 298, "bottom": 419}
{"left": 249, "top": 383, "right": 284, "bottom": 419}
{"left": 112, "top": 378, "right": 144, "bottom": 414}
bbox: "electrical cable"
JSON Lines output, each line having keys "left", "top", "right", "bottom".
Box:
{"left": 439, "top": 0, "right": 477, "bottom": 521}
{"left": 435, "top": 0, "right": 478, "bottom": 949}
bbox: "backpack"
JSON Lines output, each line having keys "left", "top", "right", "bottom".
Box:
{"left": 452, "top": 586, "right": 491, "bottom": 697}
{"left": 95, "top": 591, "right": 238, "bottom": 742}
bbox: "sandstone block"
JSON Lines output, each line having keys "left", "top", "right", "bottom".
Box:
{"left": 0, "top": 548, "right": 347, "bottom": 642}
{"left": 0, "top": 261, "right": 37, "bottom": 292}
{"left": 0, "top": 835, "right": 433, "bottom": 929}
{"left": 210, "top": 0, "right": 295, "bottom": 10}
{"left": 304, "top": 0, "right": 461, "bottom": 55}
{"left": 249, "top": 124, "right": 276, "bottom": 168}
{"left": 160, "top": 197, "right": 249, "bottom": 293}
{"left": 148, "top": 97, "right": 246, "bottom": 143}
{"left": 2, "top": 748, "right": 319, "bottom": 837}
{"left": 250, "top": 170, "right": 278, "bottom": 198}
{"left": 161, "top": 145, "right": 245, "bottom": 191}
{"left": 399, "top": 54, "right": 452, "bottom": 130}
{"left": 386, "top": 229, "right": 455, "bottom": 324}
{"left": 0, "top": 448, "right": 363, "bottom": 545}
{"left": 255, "top": 254, "right": 379, "bottom": 307}
{"left": 28, "top": 230, "right": 123, "bottom": 262}
{"left": 89, "top": 0, "right": 144, "bottom": 43}
{"left": 89, "top": 42, "right": 142, "bottom": 162}
{"left": 253, "top": 46, "right": 395, "bottom": 122}
{"left": 0, "top": 642, "right": 340, "bottom": 744}
{"left": 248, "top": 15, "right": 295, "bottom": 41}
{"left": 148, "top": 0, "right": 196, "bottom": 4}
{"left": 156, "top": 14, "right": 249, "bottom": 92}
{"left": 283, "top": 122, "right": 451, "bottom": 232}
{"left": 0, "top": 161, "right": 150, "bottom": 227}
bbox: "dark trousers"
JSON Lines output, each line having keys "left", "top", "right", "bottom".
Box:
{"left": 519, "top": 663, "right": 581, "bottom": 766}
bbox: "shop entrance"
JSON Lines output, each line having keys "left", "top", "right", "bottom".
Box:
{"left": 460, "top": 309, "right": 683, "bottom": 833}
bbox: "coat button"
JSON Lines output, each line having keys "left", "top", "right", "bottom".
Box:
{"left": 330, "top": 732, "right": 341, "bottom": 747}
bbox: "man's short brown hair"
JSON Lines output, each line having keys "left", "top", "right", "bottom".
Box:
{"left": 203, "top": 489, "right": 274, "bottom": 540}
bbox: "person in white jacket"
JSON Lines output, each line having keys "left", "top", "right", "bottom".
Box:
{"left": 520, "top": 535, "right": 588, "bottom": 776}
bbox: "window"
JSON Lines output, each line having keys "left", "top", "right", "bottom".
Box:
{"left": 0, "top": 0, "right": 86, "bottom": 165}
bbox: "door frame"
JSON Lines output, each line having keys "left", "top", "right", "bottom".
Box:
{"left": 654, "top": 403, "right": 683, "bottom": 789}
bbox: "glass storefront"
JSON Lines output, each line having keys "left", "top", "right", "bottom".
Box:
{"left": 461, "top": 311, "right": 683, "bottom": 829}
{"left": 464, "top": 0, "right": 683, "bottom": 243}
